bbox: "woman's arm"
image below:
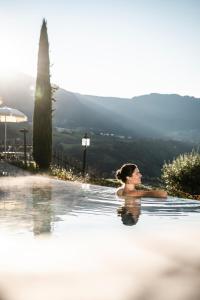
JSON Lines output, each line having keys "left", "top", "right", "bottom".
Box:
{"left": 124, "top": 189, "right": 167, "bottom": 198}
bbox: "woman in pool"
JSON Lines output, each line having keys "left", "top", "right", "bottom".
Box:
{"left": 116, "top": 163, "right": 167, "bottom": 198}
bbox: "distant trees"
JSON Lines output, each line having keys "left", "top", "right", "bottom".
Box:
{"left": 33, "top": 19, "right": 52, "bottom": 170}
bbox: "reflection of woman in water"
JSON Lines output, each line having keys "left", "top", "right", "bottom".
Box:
{"left": 116, "top": 163, "right": 167, "bottom": 198}
{"left": 117, "top": 198, "right": 141, "bottom": 226}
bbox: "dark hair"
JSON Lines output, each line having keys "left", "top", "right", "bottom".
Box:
{"left": 117, "top": 206, "right": 138, "bottom": 226}
{"left": 115, "top": 163, "right": 137, "bottom": 183}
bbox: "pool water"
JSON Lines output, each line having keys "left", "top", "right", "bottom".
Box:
{"left": 0, "top": 175, "right": 199, "bottom": 237}
{"left": 0, "top": 176, "right": 200, "bottom": 300}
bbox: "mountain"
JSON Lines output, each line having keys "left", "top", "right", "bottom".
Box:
{"left": 0, "top": 73, "right": 34, "bottom": 120}
{"left": 0, "top": 73, "right": 199, "bottom": 180}
{"left": 53, "top": 89, "right": 200, "bottom": 141}
{"left": 0, "top": 73, "right": 199, "bottom": 143}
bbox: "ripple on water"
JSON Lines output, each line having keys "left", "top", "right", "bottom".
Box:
{"left": 0, "top": 176, "right": 199, "bottom": 237}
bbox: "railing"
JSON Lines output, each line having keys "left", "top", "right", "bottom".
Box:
{"left": 0, "top": 149, "right": 85, "bottom": 176}
{"left": 0, "top": 151, "right": 32, "bottom": 161}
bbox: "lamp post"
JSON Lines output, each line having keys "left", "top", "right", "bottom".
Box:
{"left": 20, "top": 128, "right": 28, "bottom": 167}
{"left": 82, "top": 133, "right": 90, "bottom": 177}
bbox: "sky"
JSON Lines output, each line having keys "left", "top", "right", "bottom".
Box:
{"left": 0, "top": 0, "right": 200, "bottom": 98}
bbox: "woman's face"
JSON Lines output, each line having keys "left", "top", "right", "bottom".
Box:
{"left": 127, "top": 168, "right": 142, "bottom": 185}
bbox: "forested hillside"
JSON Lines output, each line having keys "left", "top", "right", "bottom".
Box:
{"left": 0, "top": 73, "right": 199, "bottom": 180}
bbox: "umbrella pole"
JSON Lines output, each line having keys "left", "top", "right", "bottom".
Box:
{"left": 4, "top": 116, "right": 7, "bottom": 155}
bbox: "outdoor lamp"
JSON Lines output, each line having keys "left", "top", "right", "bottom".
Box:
{"left": 82, "top": 133, "right": 90, "bottom": 177}
{"left": 82, "top": 134, "right": 90, "bottom": 147}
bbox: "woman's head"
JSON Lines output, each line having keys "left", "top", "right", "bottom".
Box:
{"left": 116, "top": 163, "right": 142, "bottom": 185}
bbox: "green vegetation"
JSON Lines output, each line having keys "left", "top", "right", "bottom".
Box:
{"left": 33, "top": 19, "right": 52, "bottom": 170}
{"left": 10, "top": 160, "right": 38, "bottom": 173}
{"left": 49, "top": 166, "right": 151, "bottom": 189}
{"left": 53, "top": 130, "right": 194, "bottom": 183}
{"left": 161, "top": 150, "right": 200, "bottom": 199}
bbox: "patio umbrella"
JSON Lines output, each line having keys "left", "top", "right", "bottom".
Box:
{"left": 0, "top": 106, "right": 28, "bottom": 153}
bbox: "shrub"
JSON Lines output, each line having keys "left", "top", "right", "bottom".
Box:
{"left": 10, "top": 160, "right": 38, "bottom": 173}
{"left": 161, "top": 150, "right": 200, "bottom": 197}
{"left": 50, "top": 166, "right": 82, "bottom": 182}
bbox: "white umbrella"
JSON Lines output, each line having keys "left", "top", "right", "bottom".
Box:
{"left": 0, "top": 106, "right": 28, "bottom": 153}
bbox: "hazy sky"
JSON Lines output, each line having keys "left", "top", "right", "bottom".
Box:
{"left": 0, "top": 0, "right": 200, "bottom": 98}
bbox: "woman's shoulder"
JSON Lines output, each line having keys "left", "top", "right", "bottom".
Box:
{"left": 124, "top": 189, "right": 167, "bottom": 198}
{"left": 116, "top": 188, "right": 167, "bottom": 198}
{"left": 116, "top": 188, "right": 141, "bottom": 198}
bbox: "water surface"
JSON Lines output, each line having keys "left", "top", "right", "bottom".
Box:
{"left": 0, "top": 175, "right": 199, "bottom": 237}
{"left": 0, "top": 176, "right": 200, "bottom": 300}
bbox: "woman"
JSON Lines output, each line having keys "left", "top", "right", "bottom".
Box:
{"left": 116, "top": 163, "right": 167, "bottom": 198}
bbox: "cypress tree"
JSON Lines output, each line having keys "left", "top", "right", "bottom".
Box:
{"left": 33, "top": 19, "right": 52, "bottom": 170}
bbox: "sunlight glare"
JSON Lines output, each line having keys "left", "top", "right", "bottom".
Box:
{"left": 0, "top": 35, "right": 19, "bottom": 78}
{"left": 0, "top": 27, "right": 35, "bottom": 80}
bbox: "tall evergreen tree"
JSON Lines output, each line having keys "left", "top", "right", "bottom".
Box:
{"left": 33, "top": 19, "right": 52, "bottom": 170}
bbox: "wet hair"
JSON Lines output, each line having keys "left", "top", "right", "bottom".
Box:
{"left": 115, "top": 163, "right": 137, "bottom": 183}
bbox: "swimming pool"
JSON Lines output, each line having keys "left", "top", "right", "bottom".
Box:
{"left": 0, "top": 175, "right": 199, "bottom": 237}
{"left": 0, "top": 176, "right": 200, "bottom": 300}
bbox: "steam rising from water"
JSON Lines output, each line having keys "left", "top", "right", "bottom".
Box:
{"left": 0, "top": 175, "right": 53, "bottom": 188}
